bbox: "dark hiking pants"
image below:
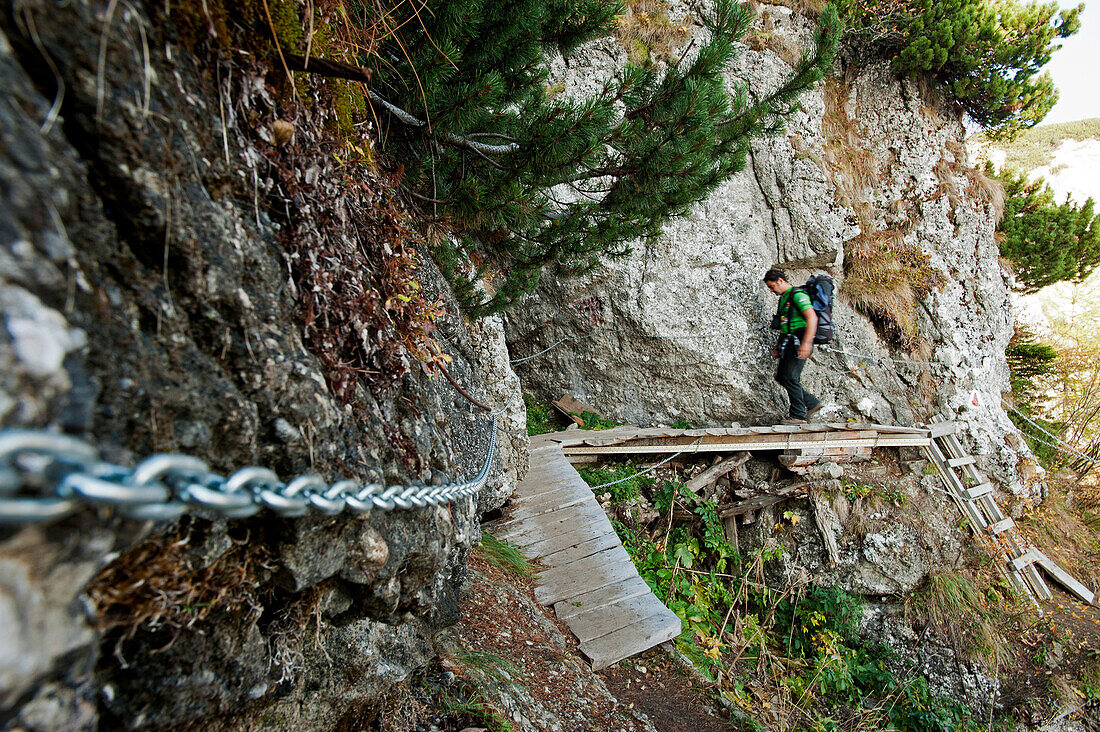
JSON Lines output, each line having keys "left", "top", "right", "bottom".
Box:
{"left": 775, "top": 333, "right": 819, "bottom": 420}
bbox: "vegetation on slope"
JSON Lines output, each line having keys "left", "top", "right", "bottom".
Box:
{"left": 993, "top": 165, "right": 1100, "bottom": 292}
{"left": 974, "top": 117, "right": 1100, "bottom": 170}
{"left": 837, "top": 0, "right": 1083, "bottom": 139}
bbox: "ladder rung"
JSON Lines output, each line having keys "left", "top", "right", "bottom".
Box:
{"left": 988, "top": 518, "right": 1014, "bottom": 534}
{"left": 929, "top": 422, "right": 959, "bottom": 437}
{"left": 966, "top": 483, "right": 993, "bottom": 500}
{"left": 946, "top": 456, "right": 976, "bottom": 468}
{"left": 1010, "top": 548, "right": 1043, "bottom": 572}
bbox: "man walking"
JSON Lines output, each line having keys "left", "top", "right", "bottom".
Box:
{"left": 763, "top": 269, "right": 822, "bottom": 424}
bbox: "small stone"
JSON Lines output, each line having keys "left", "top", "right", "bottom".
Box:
{"left": 273, "top": 418, "right": 301, "bottom": 443}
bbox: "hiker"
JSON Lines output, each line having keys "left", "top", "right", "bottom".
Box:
{"left": 763, "top": 268, "right": 822, "bottom": 425}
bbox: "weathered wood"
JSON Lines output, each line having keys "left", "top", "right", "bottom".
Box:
{"left": 946, "top": 456, "right": 977, "bottom": 468}
{"left": 539, "top": 531, "right": 622, "bottom": 567}
{"left": 683, "top": 452, "right": 749, "bottom": 494}
{"left": 723, "top": 516, "right": 739, "bottom": 556}
{"left": 553, "top": 575, "right": 652, "bottom": 620}
{"left": 718, "top": 484, "right": 808, "bottom": 518}
{"left": 495, "top": 499, "right": 606, "bottom": 537}
{"left": 966, "top": 483, "right": 993, "bottom": 501}
{"left": 536, "top": 545, "right": 631, "bottom": 587}
{"left": 498, "top": 507, "right": 611, "bottom": 547}
{"left": 535, "top": 558, "right": 639, "bottom": 606}
{"left": 522, "top": 523, "right": 617, "bottom": 559}
{"left": 565, "top": 593, "right": 675, "bottom": 643}
{"left": 1034, "top": 552, "right": 1096, "bottom": 605}
{"left": 929, "top": 421, "right": 959, "bottom": 437}
{"left": 1010, "top": 548, "right": 1043, "bottom": 572}
{"left": 579, "top": 611, "right": 681, "bottom": 671}
{"left": 988, "top": 518, "right": 1014, "bottom": 535}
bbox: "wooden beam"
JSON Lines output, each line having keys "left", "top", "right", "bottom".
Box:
{"left": 1010, "top": 548, "right": 1043, "bottom": 572}
{"left": 988, "top": 518, "right": 1014, "bottom": 535}
{"left": 1034, "top": 551, "right": 1096, "bottom": 605}
{"left": 929, "top": 421, "right": 959, "bottom": 437}
{"left": 946, "top": 456, "right": 976, "bottom": 468}
{"left": 683, "top": 453, "right": 749, "bottom": 494}
{"left": 966, "top": 483, "right": 993, "bottom": 500}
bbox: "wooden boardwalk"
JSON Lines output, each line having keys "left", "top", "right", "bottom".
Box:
{"left": 491, "top": 435, "right": 681, "bottom": 670}
{"left": 491, "top": 420, "right": 1092, "bottom": 670}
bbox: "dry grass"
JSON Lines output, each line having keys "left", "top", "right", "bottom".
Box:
{"left": 843, "top": 225, "right": 945, "bottom": 347}
{"left": 745, "top": 10, "right": 802, "bottom": 66}
{"left": 822, "top": 78, "right": 877, "bottom": 208}
{"left": 964, "top": 164, "right": 1006, "bottom": 224}
{"left": 907, "top": 569, "right": 1015, "bottom": 672}
{"left": 614, "top": 0, "right": 694, "bottom": 66}
{"left": 822, "top": 78, "right": 948, "bottom": 347}
{"left": 756, "top": 0, "right": 828, "bottom": 15}
{"left": 87, "top": 527, "right": 268, "bottom": 634}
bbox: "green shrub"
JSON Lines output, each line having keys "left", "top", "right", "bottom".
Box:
{"left": 994, "top": 166, "right": 1100, "bottom": 291}
{"left": 839, "top": 0, "right": 1082, "bottom": 138}
{"left": 334, "top": 0, "right": 838, "bottom": 314}
{"left": 523, "top": 395, "right": 558, "bottom": 436}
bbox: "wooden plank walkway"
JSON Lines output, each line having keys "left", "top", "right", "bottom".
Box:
{"left": 491, "top": 435, "right": 681, "bottom": 670}
{"left": 490, "top": 418, "right": 1092, "bottom": 670}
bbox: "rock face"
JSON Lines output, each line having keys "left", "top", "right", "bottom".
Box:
{"left": 0, "top": 0, "right": 521, "bottom": 728}
{"left": 504, "top": 2, "right": 1036, "bottom": 499}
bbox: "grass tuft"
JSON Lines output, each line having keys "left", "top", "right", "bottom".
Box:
{"left": 908, "top": 570, "right": 1013, "bottom": 671}
{"left": 475, "top": 532, "right": 535, "bottom": 577}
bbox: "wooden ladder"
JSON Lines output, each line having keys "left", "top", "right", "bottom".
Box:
{"left": 924, "top": 421, "right": 1094, "bottom": 608}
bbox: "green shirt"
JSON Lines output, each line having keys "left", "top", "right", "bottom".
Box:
{"left": 778, "top": 288, "right": 813, "bottom": 334}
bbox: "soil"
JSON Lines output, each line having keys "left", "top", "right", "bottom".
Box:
{"left": 431, "top": 553, "right": 732, "bottom": 732}
{"left": 599, "top": 647, "right": 732, "bottom": 732}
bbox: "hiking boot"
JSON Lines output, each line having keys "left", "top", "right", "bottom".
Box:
{"left": 806, "top": 403, "right": 823, "bottom": 420}
{"left": 781, "top": 418, "right": 808, "bottom": 425}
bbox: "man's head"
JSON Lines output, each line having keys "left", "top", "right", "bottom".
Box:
{"left": 763, "top": 268, "right": 790, "bottom": 296}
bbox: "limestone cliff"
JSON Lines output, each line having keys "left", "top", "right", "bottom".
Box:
{"left": 505, "top": 1, "right": 1038, "bottom": 499}
{"left": 0, "top": 1, "right": 523, "bottom": 728}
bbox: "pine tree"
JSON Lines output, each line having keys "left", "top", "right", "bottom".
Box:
{"left": 995, "top": 165, "right": 1100, "bottom": 292}
{"left": 341, "top": 0, "right": 840, "bottom": 314}
{"left": 838, "top": 0, "right": 1082, "bottom": 138}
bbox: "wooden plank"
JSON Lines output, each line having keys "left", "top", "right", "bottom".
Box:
{"left": 511, "top": 481, "right": 593, "bottom": 511}
{"left": 554, "top": 575, "right": 652, "bottom": 620}
{"left": 506, "top": 493, "right": 593, "bottom": 522}
{"left": 535, "top": 558, "right": 639, "bottom": 606}
{"left": 1010, "top": 548, "right": 1043, "bottom": 572}
{"left": 562, "top": 436, "right": 928, "bottom": 455}
{"left": 683, "top": 455, "right": 748, "bottom": 494}
{"left": 494, "top": 499, "right": 605, "bottom": 538}
{"left": 498, "top": 505, "right": 610, "bottom": 546}
{"left": 1022, "top": 563, "right": 1053, "bottom": 601}
{"left": 579, "top": 610, "right": 681, "bottom": 671}
{"left": 988, "top": 518, "right": 1014, "bottom": 534}
{"left": 539, "top": 531, "right": 622, "bottom": 567}
{"left": 946, "top": 456, "right": 976, "bottom": 468}
{"left": 929, "top": 422, "right": 959, "bottom": 437}
{"left": 966, "top": 483, "right": 993, "bottom": 501}
{"left": 522, "top": 522, "right": 617, "bottom": 558}
{"left": 565, "top": 593, "right": 674, "bottom": 643}
{"left": 1035, "top": 552, "right": 1096, "bottom": 605}
{"left": 718, "top": 484, "right": 808, "bottom": 518}
{"left": 536, "top": 545, "right": 631, "bottom": 586}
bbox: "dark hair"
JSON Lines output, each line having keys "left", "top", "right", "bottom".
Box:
{"left": 762, "top": 268, "right": 786, "bottom": 283}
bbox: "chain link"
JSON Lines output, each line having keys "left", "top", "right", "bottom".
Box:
{"left": 0, "top": 420, "right": 497, "bottom": 525}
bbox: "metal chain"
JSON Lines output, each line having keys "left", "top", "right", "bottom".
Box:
{"left": 1000, "top": 399, "right": 1098, "bottom": 466}
{"left": 0, "top": 419, "right": 498, "bottom": 525}
{"left": 586, "top": 436, "right": 705, "bottom": 490}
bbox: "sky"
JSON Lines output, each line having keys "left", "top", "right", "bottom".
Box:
{"left": 1039, "top": 4, "right": 1100, "bottom": 125}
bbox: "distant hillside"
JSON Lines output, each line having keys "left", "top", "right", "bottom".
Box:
{"left": 971, "top": 119, "right": 1100, "bottom": 326}
{"left": 974, "top": 117, "right": 1100, "bottom": 172}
